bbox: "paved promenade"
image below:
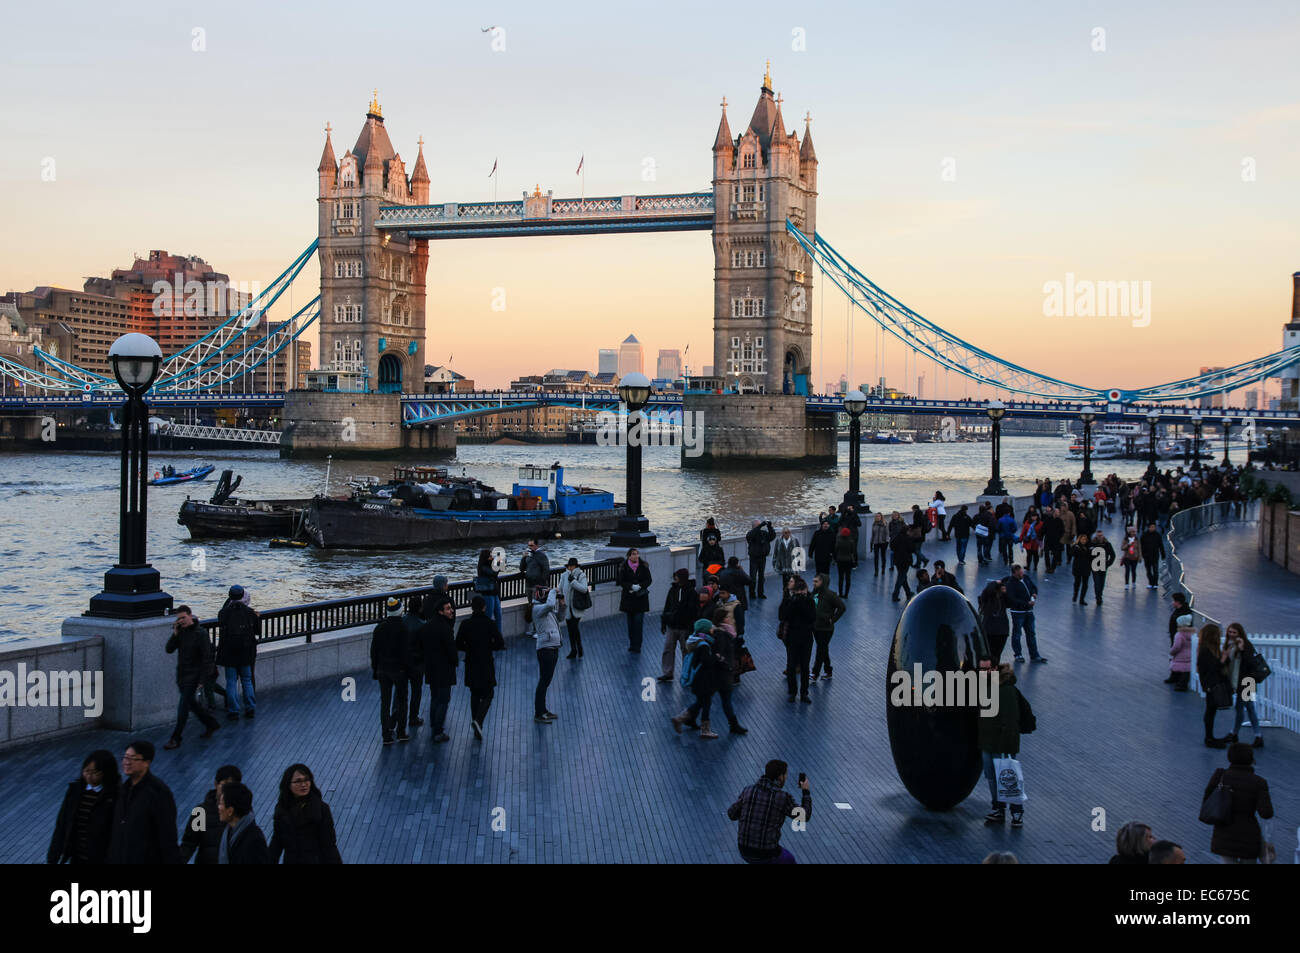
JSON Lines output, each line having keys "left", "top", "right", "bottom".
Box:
{"left": 4, "top": 520, "right": 1297, "bottom": 864}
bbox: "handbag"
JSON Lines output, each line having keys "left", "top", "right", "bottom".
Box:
{"left": 1208, "top": 680, "right": 1234, "bottom": 711}
{"left": 974, "top": 524, "right": 990, "bottom": 538}
{"left": 737, "top": 643, "right": 756, "bottom": 674}
{"left": 1250, "top": 651, "right": 1272, "bottom": 684}
{"left": 570, "top": 584, "right": 592, "bottom": 611}
{"left": 1198, "top": 775, "right": 1233, "bottom": 825}
{"left": 993, "top": 757, "right": 1027, "bottom": 805}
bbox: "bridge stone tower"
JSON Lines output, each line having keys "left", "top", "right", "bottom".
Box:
{"left": 711, "top": 63, "right": 817, "bottom": 395}
{"left": 316, "top": 91, "right": 429, "bottom": 394}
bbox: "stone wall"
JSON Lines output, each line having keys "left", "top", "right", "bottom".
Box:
{"left": 681, "top": 393, "right": 830, "bottom": 468}
{"left": 0, "top": 635, "right": 105, "bottom": 749}
{"left": 280, "top": 390, "right": 403, "bottom": 457}
{"left": 1259, "top": 500, "right": 1300, "bottom": 575}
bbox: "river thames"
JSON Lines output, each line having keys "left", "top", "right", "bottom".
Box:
{"left": 0, "top": 435, "right": 1140, "bottom": 645}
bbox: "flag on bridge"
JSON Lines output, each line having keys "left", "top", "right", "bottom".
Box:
{"left": 488, "top": 158, "right": 497, "bottom": 178}
{"left": 576, "top": 154, "right": 584, "bottom": 175}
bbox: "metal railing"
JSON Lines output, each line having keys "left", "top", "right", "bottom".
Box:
{"left": 201, "top": 556, "right": 623, "bottom": 647}
{"left": 1162, "top": 499, "right": 1300, "bottom": 733}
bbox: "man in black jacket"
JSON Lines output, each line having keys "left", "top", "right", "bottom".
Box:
{"left": 889, "top": 528, "right": 914, "bottom": 602}
{"left": 658, "top": 569, "right": 698, "bottom": 682}
{"left": 1042, "top": 507, "right": 1065, "bottom": 574}
{"left": 108, "top": 740, "right": 182, "bottom": 864}
{"left": 809, "top": 520, "right": 836, "bottom": 576}
{"left": 520, "top": 544, "right": 549, "bottom": 638}
{"left": 216, "top": 585, "right": 259, "bottom": 721}
{"left": 419, "top": 598, "right": 459, "bottom": 743}
{"left": 180, "top": 764, "right": 242, "bottom": 864}
{"left": 402, "top": 595, "right": 426, "bottom": 730}
{"left": 216, "top": 782, "right": 270, "bottom": 864}
{"left": 1089, "top": 531, "right": 1116, "bottom": 606}
{"left": 1140, "top": 522, "right": 1166, "bottom": 590}
{"left": 1001, "top": 566, "right": 1046, "bottom": 664}
{"left": 164, "top": 606, "right": 221, "bottom": 749}
{"left": 744, "top": 519, "right": 776, "bottom": 599}
{"left": 372, "top": 597, "right": 414, "bottom": 745}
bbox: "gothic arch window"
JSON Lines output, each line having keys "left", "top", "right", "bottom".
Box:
{"left": 742, "top": 151, "right": 756, "bottom": 169}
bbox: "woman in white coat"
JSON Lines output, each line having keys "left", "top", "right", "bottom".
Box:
{"left": 929, "top": 491, "right": 949, "bottom": 541}
{"left": 560, "top": 557, "right": 590, "bottom": 659}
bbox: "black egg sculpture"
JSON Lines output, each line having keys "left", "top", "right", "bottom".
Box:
{"left": 886, "top": 585, "right": 989, "bottom": 810}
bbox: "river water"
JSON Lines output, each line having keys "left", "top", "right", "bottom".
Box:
{"left": 0, "top": 436, "right": 1140, "bottom": 645}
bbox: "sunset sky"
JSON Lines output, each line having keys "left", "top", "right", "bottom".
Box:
{"left": 2, "top": 0, "right": 1297, "bottom": 395}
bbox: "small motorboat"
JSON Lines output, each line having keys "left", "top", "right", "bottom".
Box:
{"left": 269, "top": 537, "right": 308, "bottom": 549}
{"left": 151, "top": 464, "right": 216, "bottom": 487}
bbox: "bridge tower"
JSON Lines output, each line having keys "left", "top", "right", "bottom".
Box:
{"left": 711, "top": 63, "right": 817, "bottom": 395}
{"left": 316, "top": 91, "right": 429, "bottom": 394}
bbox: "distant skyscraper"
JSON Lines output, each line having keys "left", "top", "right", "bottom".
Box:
{"left": 657, "top": 348, "right": 682, "bottom": 380}
{"left": 1245, "top": 390, "right": 1259, "bottom": 410}
{"left": 598, "top": 348, "right": 618, "bottom": 375}
{"left": 618, "top": 334, "right": 644, "bottom": 376}
{"left": 1199, "top": 367, "right": 1225, "bottom": 409}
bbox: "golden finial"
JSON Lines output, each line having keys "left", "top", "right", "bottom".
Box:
{"left": 763, "top": 60, "right": 772, "bottom": 90}
{"left": 368, "top": 88, "right": 382, "bottom": 118}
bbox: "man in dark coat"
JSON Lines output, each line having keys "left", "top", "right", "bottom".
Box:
{"left": 456, "top": 597, "right": 506, "bottom": 739}
{"left": 216, "top": 585, "right": 259, "bottom": 720}
{"left": 401, "top": 595, "right": 426, "bottom": 730}
{"left": 180, "top": 764, "right": 242, "bottom": 864}
{"left": 1002, "top": 565, "right": 1045, "bottom": 663}
{"left": 1140, "top": 522, "right": 1166, "bottom": 590}
{"left": 1204, "top": 744, "right": 1274, "bottom": 861}
{"left": 164, "top": 605, "right": 221, "bottom": 749}
{"left": 419, "top": 598, "right": 459, "bottom": 743}
{"left": 520, "top": 543, "right": 549, "bottom": 637}
{"left": 779, "top": 578, "right": 818, "bottom": 703}
{"left": 744, "top": 519, "right": 776, "bottom": 599}
{"left": 108, "top": 740, "right": 182, "bottom": 864}
{"left": 216, "top": 782, "right": 270, "bottom": 865}
{"left": 698, "top": 518, "right": 724, "bottom": 574}
{"left": 1089, "top": 531, "right": 1116, "bottom": 606}
{"left": 1042, "top": 507, "right": 1065, "bottom": 573}
{"left": 889, "top": 527, "right": 914, "bottom": 602}
{"left": 809, "top": 520, "right": 836, "bottom": 576}
{"left": 658, "top": 569, "right": 698, "bottom": 682}
{"left": 371, "top": 597, "right": 414, "bottom": 745}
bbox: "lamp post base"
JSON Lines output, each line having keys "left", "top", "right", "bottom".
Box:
{"left": 841, "top": 489, "right": 868, "bottom": 512}
{"left": 87, "top": 565, "right": 173, "bottom": 619}
{"left": 1078, "top": 469, "right": 1095, "bottom": 486}
{"left": 982, "top": 480, "right": 1007, "bottom": 498}
{"left": 608, "top": 515, "right": 658, "bottom": 549}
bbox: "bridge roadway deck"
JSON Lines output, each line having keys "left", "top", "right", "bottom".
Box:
{"left": 3, "top": 526, "right": 1296, "bottom": 864}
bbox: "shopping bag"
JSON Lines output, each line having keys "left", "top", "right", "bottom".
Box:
{"left": 993, "top": 757, "right": 1027, "bottom": 805}
{"left": 974, "top": 524, "right": 990, "bottom": 538}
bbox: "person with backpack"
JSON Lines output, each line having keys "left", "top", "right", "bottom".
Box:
{"left": 745, "top": 519, "right": 776, "bottom": 599}
{"left": 979, "top": 663, "right": 1036, "bottom": 829}
{"left": 559, "top": 557, "right": 590, "bottom": 660}
{"left": 1119, "top": 526, "right": 1141, "bottom": 589}
{"left": 519, "top": 539, "right": 550, "bottom": 638}
{"left": 670, "top": 619, "right": 722, "bottom": 739}
{"left": 658, "top": 569, "right": 698, "bottom": 683}
{"left": 779, "top": 576, "right": 818, "bottom": 703}
{"left": 1202, "top": 743, "right": 1274, "bottom": 864}
{"left": 810, "top": 573, "right": 846, "bottom": 682}
{"left": 1089, "top": 530, "right": 1116, "bottom": 606}
{"left": 474, "top": 549, "right": 502, "bottom": 632}
{"left": 727, "top": 759, "right": 812, "bottom": 864}
{"left": 216, "top": 585, "right": 259, "bottom": 721}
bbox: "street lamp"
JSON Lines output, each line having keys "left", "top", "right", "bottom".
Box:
{"left": 982, "top": 400, "right": 1007, "bottom": 497}
{"left": 1221, "top": 417, "right": 1233, "bottom": 467}
{"left": 1145, "top": 410, "right": 1160, "bottom": 481}
{"left": 609, "top": 372, "right": 657, "bottom": 548}
{"left": 1264, "top": 427, "right": 1276, "bottom": 462}
{"left": 87, "top": 333, "right": 173, "bottom": 617}
{"left": 1078, "top": 408, "right": 1097, "bottom": 486}
{"left": 842, "top": 389, "right": 867, "bottom": 511}
{"left": 1189, "top": 414, "right": 1203, "bottom": 468}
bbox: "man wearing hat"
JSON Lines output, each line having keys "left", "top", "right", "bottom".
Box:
{"left": 372, "top": 597, "right": 414, "bottom": 745}
{"left": 217, "top": 585, "right": 260, "bottom": 721}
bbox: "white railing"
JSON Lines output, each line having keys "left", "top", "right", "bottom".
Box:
{"left": 163, "top": 423, "right": 282, "bottom": 446}
{"left": 1163, "top": 500, "right": 1300, "bottom": 733}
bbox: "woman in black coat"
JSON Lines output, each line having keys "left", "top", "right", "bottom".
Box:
{"left": 1068, "top": 535, "right": 1092, "bottom": 604}
{"left": 456, "top": 597, "right": 505, "bottom": 739}
{"left": 47, "top": 749, "right": 119, "bottom": 864}
{"left": 978, "top": 580, "right": 1010, "bottom": 663}
{"left": 1203, "top": 743, "right": 1273, "bottom": 862}
{"left": 617, "top": 547, "right": 652, "bottom": 654}
{"left": 268, "top": 763, "right": 343, "bottom": 864}
{"left": 1197, "top": 624, "right": 1231, "bottom": 748}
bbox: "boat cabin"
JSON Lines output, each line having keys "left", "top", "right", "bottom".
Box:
{"left": 393, "top": 465, "right": 449, "bottom": 483}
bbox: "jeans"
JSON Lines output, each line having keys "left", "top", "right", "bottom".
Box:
{"left": 1092, "top": 571, "right": 1108, "bottom": 600}
{"left": 686, "top": 688, "right": 715, "bottom": 722}
{"left": 891, "top": 564, "right": 913, "bottom": 600}
{"left": 1123, "top": 561, "right": 1138, "bottom": 584}
{"left": 173, "top": 680, "right": 219, "bottom": 739}
{"left": 661, "top": 627, "right": 687, "bottom": 678}
{"left": 1143, "top": 559, "right": 1159, "bottom": 586}
{"left": 1009, "top": 611, "right": 1040, "bottom": 659}
{"left": 982, "top": 751, "right": 1021, "bottom": 813}
{"left": 836, "top": 562, "right": 853, "bottom": 597}
{"left": 998, "top": 537, "right": 1014, "bottom": 564}
{"left": 428, "top": 683, "right": 451, "bottom": 733}
{"left": 535, "top": 647, "right": 559, "bottom": 716}
{"left": 481, "top": 594, "right": 502, "bottom": 632}
{"left": 223, "top": 666, "right": 255, "bottom": 715}
{"left": 1233, "top": 697, "right": 1261, "bottom": 738}
{"left": 714, "top": 683, "right": 738, "bottom": 724}
{"left": 812, "top": 629, "right": 833, "bottom": 676}
{"left": 626, "top": 611, "right": 644, "bottom": 651}
{"left": 786, "top": 636, "right": 813, "bottom": 697}
{"left": 955, "top": 537, "right": 969, "bottom": 563}
{"left": 873, "top": 543, "right": 889, "bottom": 573}
{"left": 378, "top": 676, "right": 407, "bottom": 737}
{"left": 749, "top": 555, "right": 767, "bottom": 597}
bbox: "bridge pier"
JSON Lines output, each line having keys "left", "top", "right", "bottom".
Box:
{"left": 681, "top": 393, "right": 836, "bottom": 469}
{"left": 279, "top": 390, "right": 453, "bottom": 458}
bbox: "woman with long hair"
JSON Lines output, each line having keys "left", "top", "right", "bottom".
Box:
{"left": 474, "top": 549, "right": 502, "bottom": 632}
{"left": 47, "top": 749, "right": 119, "bottom": 864}
{"left": 1223, "top": 623, "right": 1265, "bottom": 748}
{"left": 1069, "top": 534, "right": 1092, "bottom": 605}
{"left": 1198, "top": 623, "right": 1231, "bottom": 748}
{"left": 617, "top": 547, "right": 652, "bottom": 653}
{"left": 268, "top": 763, "right": 343, "bottom": 864}
{"left": 870, "top": 513, "right": 890, "bottom": 576}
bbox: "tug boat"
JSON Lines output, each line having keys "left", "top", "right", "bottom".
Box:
{"left": 177, "top": 470, "right": 312, "bottom": 539}
{"left": 302, "top": 463, "right": 625, "bottom": 549}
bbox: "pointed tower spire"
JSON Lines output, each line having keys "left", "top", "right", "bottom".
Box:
{"left": 713, "top": 96, "right": 733, "bottom": 151}
{"left": 800, "top": 111, "right": 817, "bottom": 163}
{"left": 411, "top": 135, "right": 430, "bottom": 183}
{"left": 772, "top": 91, "right": 787, "bottom": 141}
{"left": 318, "top": 122, "right": 337, "bottom": 173}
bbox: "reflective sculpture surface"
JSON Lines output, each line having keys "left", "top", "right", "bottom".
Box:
{"left": 886, "top": 585, "right": 988, "bottom": 810}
